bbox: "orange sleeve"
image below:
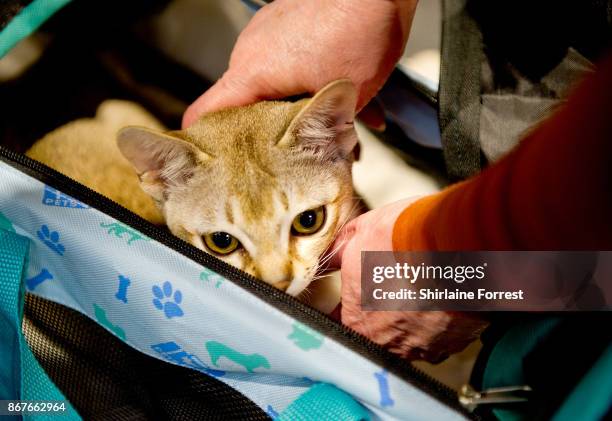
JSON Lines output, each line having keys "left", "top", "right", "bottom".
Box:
{"left": 392, "top": 52, "right": 612, "bottom": 251}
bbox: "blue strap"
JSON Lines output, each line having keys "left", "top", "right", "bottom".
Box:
{"left": 0, "top": 0, "right": 72, "bottom": 58}
{"left": 278, "top": 383, "right": 370, "bottom": 421}
{"left": 0, "top": 228, "right": 80, "bottom": 420}
{"left": 0, "top": 229, "right": 28, "bottom": 400}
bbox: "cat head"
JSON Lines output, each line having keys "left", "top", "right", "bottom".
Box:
{"left": 117, "top": 80, "right": 358, "bottom": 297}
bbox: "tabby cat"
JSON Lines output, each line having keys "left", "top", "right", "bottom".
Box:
{"left": 27, "top": 80, "right": 358, "bottom": 302}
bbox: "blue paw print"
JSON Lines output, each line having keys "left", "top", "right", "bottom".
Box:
{"left": 36, "top": 224, "right": 65, "bottom": 255}
{"left": 152, "top": 281, "right": 184, "bottom": 319}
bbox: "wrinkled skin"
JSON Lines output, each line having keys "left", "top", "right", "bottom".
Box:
{"left": 328, "top": 199, "right": 489, "bottom": 362}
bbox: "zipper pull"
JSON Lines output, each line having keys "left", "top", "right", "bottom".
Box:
{"left": 459, "top": 384, "right": 532, "bottom": 412}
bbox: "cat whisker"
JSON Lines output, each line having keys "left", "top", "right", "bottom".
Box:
{"left": 298, "top": 285, "right": 313, "bottom": 301}
{"left": 317, "top": 237, "right": 348, "bottom": 271}
{"left": 321, "top": 205, "right": 357, "bottom": 259}
{"left": 327, "top": 205, "right": 359, "bottom": 243}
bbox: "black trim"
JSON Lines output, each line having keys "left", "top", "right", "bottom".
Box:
{"left": 0, "top": 145, "right": 477, "bottom": 419}
{"left": 438, "top": 0, "right": 484, "bottom": 180}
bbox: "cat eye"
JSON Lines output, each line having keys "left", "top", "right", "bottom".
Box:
{"left": 292, "top": 207, "right": 326, "bottom": 235}
{"left": 203, "top": 232, "right": 241, "bottom": 255}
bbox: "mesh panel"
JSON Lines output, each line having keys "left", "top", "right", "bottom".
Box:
{"left": 22, "top": 293, "right": 270, "bottom": 421}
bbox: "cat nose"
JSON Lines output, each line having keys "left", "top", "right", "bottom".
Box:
{"left": 256, "top": 260, "right": 292, "bottom": 288}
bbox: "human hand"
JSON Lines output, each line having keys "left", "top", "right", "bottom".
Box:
{"left": 327, "top": 198, "right": 489, "bottom": 362}
{"left": 182, "top": 0, "right": 417, "bottom": 127}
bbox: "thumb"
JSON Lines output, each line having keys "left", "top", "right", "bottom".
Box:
{"left": 182, "top": 73, "right": 262, "bottom": 128}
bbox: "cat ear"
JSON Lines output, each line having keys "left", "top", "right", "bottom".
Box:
{"left": 279, "top": 79, "right": 358, "bottom": 158}
{"left": 117, "top": 126, "right": 205, "bottom": 201}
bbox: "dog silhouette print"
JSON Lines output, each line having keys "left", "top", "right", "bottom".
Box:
{"left": 205, "top": 341, "right": 270, "bottom": 373}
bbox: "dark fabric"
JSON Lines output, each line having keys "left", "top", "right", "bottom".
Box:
{"left": 439, "top": 0, "right": 484, "bottom": 180}
{"left": 470, "top": 0, "right": 612, "bottom": 78}
{"left": 521, "top": 314, "right": 612, "bottom": 419}
{"left": 472, "top": 314, "right": 612, "bottom": 419}
{"left": 439, "top": 0, "right": 612, "bottom": 179}
{"left": 0, "top": 0, "right": 34, "bottom": 31}
{"left": 479, "top": 47, "right": 595, "bottom": 162}
{"left": 23, "top": 294, "right": 270, "bottom": 421}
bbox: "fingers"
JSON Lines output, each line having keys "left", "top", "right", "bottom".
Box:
{"left": 182, "top": 74, "right": 259, "bottom": 128}
{"left": 182, "top": 67, "right": 314, "bottom": 128}
{"left": 341, "top": 309, "right": 489, "bottom": 362}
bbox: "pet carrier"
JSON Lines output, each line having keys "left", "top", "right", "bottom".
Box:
{"left": 1, "top": 1, "right": 611, "bottom": 420}
{"left": 0, "top": 1, "right": 473, "bottom": 419}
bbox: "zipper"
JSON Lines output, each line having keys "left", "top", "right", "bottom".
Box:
{"left": 459, "top": 384, "right": 532, "bottom": 412}
{"left": 0, "top": 145, "right": 477, "bottom": 419}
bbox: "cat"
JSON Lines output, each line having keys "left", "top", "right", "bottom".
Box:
{"left": 27, "top": 99, "right": 167, "bottom": 225}
{"left": 26, "top": 80, "right": 359, "bottom": 301}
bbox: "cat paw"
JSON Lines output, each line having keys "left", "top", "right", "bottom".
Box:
{"left": 152, "top": 281, "right": 184, "bottom": 319}
{"left": 36, "top": 224, "right": 65, "bottom": 255}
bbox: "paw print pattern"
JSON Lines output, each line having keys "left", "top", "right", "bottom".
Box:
{"left": 152, "top": 281, "right": 184, "bottom": 319}
{"left": 36, "top": 224, "right": 65, "bottom": 255}
{"left": 200, "top": 270, "right": 224, "bottom": 288}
